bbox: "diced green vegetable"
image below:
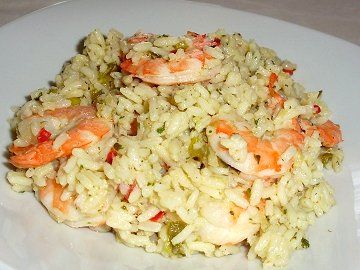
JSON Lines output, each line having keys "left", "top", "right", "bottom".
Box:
{"left": 163, "top": 221, "right": 186, "bottom": 257}
{"left": 162, "top": 240, "right": 172, "bottom": 255}
{"left": 174, "top": 41, "right": 188, "bottom": 51}
{"left": 320, "top": 152, "right": 333, "bottom": 166}
{"left": 301, "top": 238, "right": 310, "bottom": 248}
{"left": 167, "top": 221, "right": 186, "bottom": 239}
{"left": 98, "top": 63, "right": 117, "bottom": 88}
{"left": 171, "top": 243, "right": 184, "bottom": 256}
{"left": 145, "top": 51, "right": 161, "bottom": 59}
{"left": 69, "top": 97, "right": 81, "bottom": 106}
{"left": 188, "top": 134, "right": 209, "bottom": 161}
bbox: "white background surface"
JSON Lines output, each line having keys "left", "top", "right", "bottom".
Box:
{"left": 0, "top": 0, "right": 360, "bottom": 45}
{"left": 0, "top": 0, "right": 359, "bottom": 269}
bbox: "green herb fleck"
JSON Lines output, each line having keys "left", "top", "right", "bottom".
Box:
{"left": 317, "top": 90, "right": 323, "bottom": 98}
{"left": 113, "top": 143, "right": 123, "bottom": 151}
{"left": 301, "top": 238, "right": 310, "bottom": 249}
{"left": 157, "top": 124, "right": 165, "bottom": 134}
{"left": 167, "top": 96, "right": 177, "bottom": 106}
{"left": 48, "top": 88, "right": 58, "bottom": 94}
{"left": 245, "top": 188, "right": 251, "bottom": 199}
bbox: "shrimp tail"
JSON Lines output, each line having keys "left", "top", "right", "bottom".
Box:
{"left": 10, "top": 141, "right": 60, "bottom": 169}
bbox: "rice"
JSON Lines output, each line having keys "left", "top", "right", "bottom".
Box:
{"left": 6, "top": 29, "right": 344, "bottom": 267}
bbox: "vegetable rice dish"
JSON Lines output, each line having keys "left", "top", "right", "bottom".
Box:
{"left": 7, "top": 29, "right": 343, "bottom": 267}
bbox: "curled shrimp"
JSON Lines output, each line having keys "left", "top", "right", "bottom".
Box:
{"left": 39, "top": 179, "right": 116, "bottom": 228}
{"left": 120, "top": 32, "right": 221, "bottom": 85}
{"left": 299, "top": 119, "right": 342, "bottom": 147}
{"left": 198, "top": 200, "right": 259, "bottom": 245}
{"left": 207, "top": 116, "right": 304, "bottom": 178}
{"left": 9, "top": 106, "right": 111, "bottom": 168}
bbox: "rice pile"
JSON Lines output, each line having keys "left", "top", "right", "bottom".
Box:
{"left": 6, "top": 29, "right": 343, "bottom": 267}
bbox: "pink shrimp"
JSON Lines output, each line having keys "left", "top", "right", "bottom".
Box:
{"left": 120, "top": 32, "right": 221, "bottom": 85}
{"left": 208, "top": 117, "right": 304, "bottom": 178}
{"left": 267, "top": 73, "right": 286, "bottom": 114}
{"left": 299, "top": 119, "right": 342, "bottom": 147}
{"left": 39, "top": 178, "right": 115, "bottom": 228}
{"left": 199, "top": 200, "right": 259, "bottom": 245}
{"left": 9, "top": 106, "right": 111, "bottom": 168}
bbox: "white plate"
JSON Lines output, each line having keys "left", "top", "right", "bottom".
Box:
{"left": 0, "top": 0, "right": 359, "bottom": 269}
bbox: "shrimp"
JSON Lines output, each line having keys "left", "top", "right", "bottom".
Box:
{"left": 299, "top": 119, "right": 342, "bottom": 147}
{"left": 38, "top": 179, "right": 116, "bottom": 228}
{"left": 198, "top": 200, "right": 259, "bottom": 245}
{"left": 207, "top": 116, "right": 304, "bottom": 178}
{"left": 9, "top": 106, "right": 111, "bottom": 168}
{"left": 120, "top": 32, "right": 221, "bottom": 85}
{"left": 267, "top": 73, "right": 286, "bottom": 114}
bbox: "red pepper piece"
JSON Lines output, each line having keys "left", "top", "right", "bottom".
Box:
{"left": 313, "top": 104, "right": 321, "bottom": 114}
{"left": 150, "top": 211, "right": 165, "bottom": 222}
{"left": 210, "top": 37, "right": 221, "bottom": 47}
{"left": 268, "top": 73, "right": 278, "bottom": 90}
{"left": 124, "top": 182, "right": 136, "bottom": 202}
{"left": 106, "top": 148, "right": 117, "bottom": 164}
{"left": 37, "top": 128, "right": 52, "bottom": 143}
{"left": 283, "top": 69, "right": 295, "bottom": 75}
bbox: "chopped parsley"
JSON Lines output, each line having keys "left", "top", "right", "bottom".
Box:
{"left": 157, "top": 124, "right": 165, "bottom": 134}
{"left": 301, "top": 238, "right": 310, "bottom": 249}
